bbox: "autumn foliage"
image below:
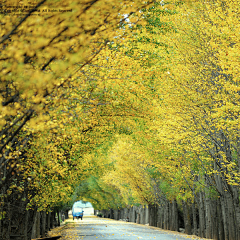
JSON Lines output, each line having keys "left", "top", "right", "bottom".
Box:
{"left": 1, "top": 0, "right": 240, "bottom": 239}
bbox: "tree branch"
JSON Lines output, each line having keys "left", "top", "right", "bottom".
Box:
{"left": 0, "top": 0, "right": 47, "bottom": 44}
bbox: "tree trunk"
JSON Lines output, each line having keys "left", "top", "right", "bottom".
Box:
{"left": 157, "top": 205, "right": 164, "bottom": 229}
{"left": 47, "top": 212, "right": 51, "bottom": 231}
{"left": 41, "top": 211, "right": 46, "bottom": 238}
{"left": 141, "top": 206, "right": 146, "bottom": 224}
{"left": 198, "top": 192, "right": 205, "bottom": 238}
{"left": 163, "top": 202, "right": 169, "bottom": 230}
{"left": 182, "top": 200, "right": 191, "bottom": 235}
{"left": 217, "top": 198, "right": 224, "bottom": 240}
{"left": 24, "top": 210, "right": 29, "bottom": 240}
{"left": 31, "top": 212, "right": 37, "bottom": 239}
{"left": 145, "top": 205, "right": 149, "bottom": 224}
{"left": 149, "top": 204, "right": 158, "bottom": 227}
{"left": 154, "top": 204, "right": 158, "bottom": 227}
{"left": 7, "top": 202, "right": 11, "bottom": 240}
{"left": 211, "top": 199, "right": 218, "bottom": 240}
{"left": 231, "top": 185, "right": 240, "bottom": 240}
{"left": 50, "top": 211, "right": 55, "bottom": 229}
{"left": 36, "top": 212, "right": 41, "bottom": 238}
{"left": 57, "top": 211, "right": 60, "bottom": 226}
{"left": 192, "top": 202, "right": 197, "bottom": 236}
{"left": 169, "top": 200, "right": 178, "bottom": 231}
{"left": 205, "top": 196, "right": 212, "bottom": 239}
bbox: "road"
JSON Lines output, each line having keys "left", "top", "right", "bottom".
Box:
{"left": 60, "top": 217, "right": 202, "bottom": 240}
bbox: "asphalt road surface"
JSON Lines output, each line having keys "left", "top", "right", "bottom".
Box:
{"left": 61, "top": 217, "right": 203, "bottom": 240}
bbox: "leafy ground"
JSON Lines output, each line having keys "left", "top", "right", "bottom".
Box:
{"left": 47, "top": 219, "right": 77, "bottom": 239}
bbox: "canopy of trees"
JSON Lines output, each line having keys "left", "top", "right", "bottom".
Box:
{"left": 1, "top": 0, "right": 240, "bottom": 240}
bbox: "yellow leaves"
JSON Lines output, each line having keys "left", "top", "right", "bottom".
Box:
{"left": 34, "top": 37, "right": 50, "bottom": 49}
{"left": 100, "top": 135, "right": 155, "bottom": 204}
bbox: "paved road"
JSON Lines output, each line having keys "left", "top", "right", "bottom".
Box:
{"left": 61, "top": 217, "right": 202, "bottom": 240}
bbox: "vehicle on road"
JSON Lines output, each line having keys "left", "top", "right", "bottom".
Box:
{"left": 72, "top": 203, "right": 84, "bottom": 220}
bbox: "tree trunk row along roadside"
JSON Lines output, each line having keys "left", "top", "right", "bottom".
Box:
{"left": 97, "top": 196, "right": 232, "bottom": 240}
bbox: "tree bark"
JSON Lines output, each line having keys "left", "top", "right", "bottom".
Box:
{"left": 217, "top": 198, "right": 224, "bottom": 240}
{"left": 57, "top": 211, "right": 60, "bottom": 226}
{"left": 41, "top": 211, "right": 46, "bottom": 237}
{"left": 182, "top": 200, "right": 191, "bottom": 235}
{"left": 163, "top": 202, "right": 169, "bottom": 230}
{"left": 172, "top": 200, "right": 179, "bottom": 231}
{"left": 192, "top": 202, "right": 197, "bottom": 236}
{"left": 205, "top": 195, "right": 212, "bottom": 239}
{"left": 157, "top": 205, "right": 164, "bottom": 229}
{"left": 36, "top": 212, "right": 41, "bottom": 238}
{"left": 198, "top": 192, "right": 205, "bottom": 237}
{"left": 211, "top": 199, "right": 218, "bottom": 240}
{"left": 47, "top": 212, "right": 51, "bottom": 231}
{"left": 24, "top": 210, "right": 29, "bottom": 240}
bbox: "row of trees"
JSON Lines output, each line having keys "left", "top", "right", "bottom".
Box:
{"left": 80, "top": 1, "right": 240, "bottom": 240}
{"left": 1, "top": 0, "right": 240, "bottom": 240}
{"left": 0, "top": 0, "right": 155, "bottom": 239}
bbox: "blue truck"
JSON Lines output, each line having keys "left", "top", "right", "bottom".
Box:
{"left": 72, "top": 202, "right": 84, "bottom": 220}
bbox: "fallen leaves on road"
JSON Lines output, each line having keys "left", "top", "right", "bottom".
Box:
{"left": 47, "top": 222, "right": 77, "bottom": 240}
